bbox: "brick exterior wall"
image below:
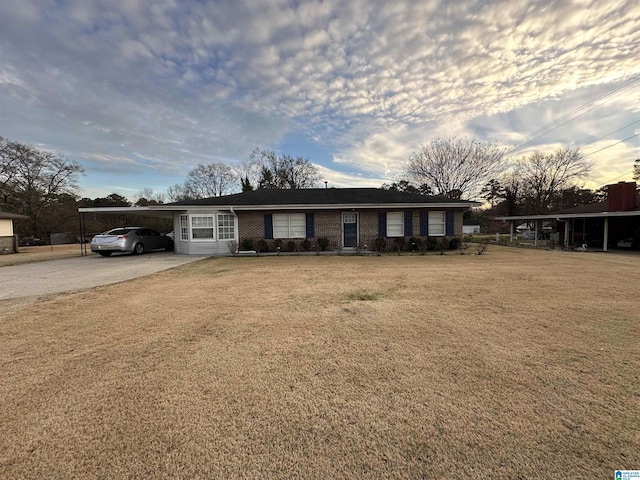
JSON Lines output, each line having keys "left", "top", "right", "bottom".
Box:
{"left": 237, "top": 207, "right": 466, "bottom": 251}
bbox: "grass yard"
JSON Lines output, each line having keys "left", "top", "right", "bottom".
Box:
{"left": 0, "top": 247, "right": 638, "bottom": 478}
{"left": 0, "top": 244, "right": 82, "bottom": 267}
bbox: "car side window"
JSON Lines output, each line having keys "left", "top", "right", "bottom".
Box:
{"left": 148, "top": 230, "right": 159, "bottom": 236}
{"left": 136, "top": 229, "right": 146, "bottom": 236}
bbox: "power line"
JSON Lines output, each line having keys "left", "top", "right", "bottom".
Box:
{"left": 583, "top": 133, "right": 640, "bottom": 158}
{"left": 582, "top": 119, "right": 640, "bottom": 150}
{"left": 511, "top": 73, "right": 640, "bottom": 153}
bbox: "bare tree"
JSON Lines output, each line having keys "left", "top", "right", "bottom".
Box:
{"left": 184, "top": 162, "right": 238, "bottom": 198}
{"left": 249, "top": 148, "right": 320, "bottom": 189}
{"left": 403, "top": 138, "right": 509, "bottom": 199}
{"left": 1, "top": 138, "right": 83, "bottom": 236}
{"left": 134, "top": 188, "right": 166, "bottom": 205}
{"left": 166, "top": 183, "right": 194, "bottom": 202}
{"left": 517, "top": 147, "right": 591, "bottom": 214}
{"left": 633, "top": 158, "right": 640, "bottom": 183}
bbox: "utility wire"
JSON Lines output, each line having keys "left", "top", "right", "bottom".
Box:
{"left": 583, "top": 133, "right": 640, "bottom": 158}
{"left": 582, "top": 119, "right": 640, "bottom": 150}
{"left": 511, "top": 73, "right": 640, "bottom": 153}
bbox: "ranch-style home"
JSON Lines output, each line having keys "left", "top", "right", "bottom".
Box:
{"left": 79, "top": 188, "right": 478, "bottom": 255}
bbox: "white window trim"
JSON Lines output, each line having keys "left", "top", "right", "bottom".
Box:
{"left": 179, "top": 214, "right": 189, "bottom": 241}
{"left": 429, "top": 211, "right": 446, "bottom": 237}
{"left": 273, "top": 213, "right": 306, "bottom": 239}
{"left": 217, "top": 213, "right": 235, "bottom": 241}
{"left": 386, "top": 212, "right": 404, "bottom": 237}
{"left": 190, "top": 214, "right": 216, "bottom": 241}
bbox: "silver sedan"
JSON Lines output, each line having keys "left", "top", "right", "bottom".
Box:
{"left": 90, "top": 227, "right": 174, "bottom": 257}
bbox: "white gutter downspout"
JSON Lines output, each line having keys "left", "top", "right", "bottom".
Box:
{"left": 603, "top": 217, "right": 609, "bottom": 252}
{"left": 230, "top": 206, "right": 239, "bottom": 253}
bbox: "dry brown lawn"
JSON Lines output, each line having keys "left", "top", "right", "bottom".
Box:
{"left": 1, "top": 247, "right": 638, "bottom": 478}
{"left": 0, "top": 244, "right": 82, "bottom": 267}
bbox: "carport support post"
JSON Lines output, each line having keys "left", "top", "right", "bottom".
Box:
{"left": 509, "top": 221, "right": 514, "bottom": 244}
{"left": 603, "top": 217, "right": 609, "bottom": 252}
{"left": 534, "top": 220, "right": 538, "bottom": 247}
{"left": 564, "top": 221, "right": 570, "bottom": 249}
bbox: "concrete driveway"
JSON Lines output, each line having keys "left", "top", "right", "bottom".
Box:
{"left": 0, "top": 252, "right": 208, "bottom": 300}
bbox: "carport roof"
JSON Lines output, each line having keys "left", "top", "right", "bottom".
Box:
{"left": 0, "top": 211, "right": 29, "bottom": 220}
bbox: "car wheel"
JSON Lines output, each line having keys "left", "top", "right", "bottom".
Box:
{"left": 165, "top": 239, "right": 174, "bottom": 251}
{"left": 133, "top": 243, "right": 144, "bottom": 255}
{"left": 98, "top": 251, "right": 112, "bottom": 257}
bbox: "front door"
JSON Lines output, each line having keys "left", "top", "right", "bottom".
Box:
{"left": 343, "top": 212, "right": 358, "bottom": 248}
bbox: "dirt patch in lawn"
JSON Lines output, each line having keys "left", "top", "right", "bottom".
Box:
{"left": 1, "top": 247, "right": 638, "bottom": 478}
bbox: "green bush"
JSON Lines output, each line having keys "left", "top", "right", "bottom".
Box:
{"left": 301, "top": 238, "right": 312, "bottom": 251}
{"left": 240, "top": 238, "right": 254, "bottom": 250}
{"left": 408, "top": 236, "right": 420, "bottom": 252}
{"left": 286, "top": 240, "right": 297, "bottom": 252}
{"left": 448, "top": 237, "right": 461, "bottom": 250}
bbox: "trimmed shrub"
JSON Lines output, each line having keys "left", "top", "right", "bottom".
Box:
{"left": 301, "top": 238, "right": 312, "bottom": 251}
{"left": 426, "top": 237, "right": 439, "bottom": 251}
{"left": 437, "top": 237, "right": 449, "bottom": 255}
{"left": 393, "top": 237, "right": 405, "bottom": 254}
{"left": 240, "top": 238, "right": 254, "bottom": 250}
{"left": 256, "top": 239, "right": 269, "bottom": 253}
{"left": 286, "top": 240, "right": 297, "bottom": 252}
{"left": 273, "top": 239, "right": 284, "bottom": 252}
{"left": 448, "top": 236, "right": 461, "bottom": 250}
{"left": 374, "top": 237, "right": 387, "bottom": 254}
{"left": 317, "top": 237, "right": 330, "bottom": 251}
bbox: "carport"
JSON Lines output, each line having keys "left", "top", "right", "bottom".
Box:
{"left": 78, "top": 206, "right": 176, "bottom": 256}
{"left": 495, "top": 210, "right": 640, "bottom": 251}
{"left": 495, "top": 182, "right": 640, "bottom": 252}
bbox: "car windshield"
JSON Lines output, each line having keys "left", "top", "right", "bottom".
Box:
{"left": 102, "top": 228, "right": 137, "bottom": 236}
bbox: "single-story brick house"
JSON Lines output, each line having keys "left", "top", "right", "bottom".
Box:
{"left": 79, "top": 188, "right": 478, "bottom": 255}
{"left": 0, "top": 211, "right": 29, "bottom": 254}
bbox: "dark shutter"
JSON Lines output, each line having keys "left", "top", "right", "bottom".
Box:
{"left": 305, "top": 213, "right": 315, "bottom": 238}
{"left": 420, "top": 211, "right": 429, "bottom": 236}
{"left": 378, "top": 212, "right": 387, "bottom": 237}
{"left": 264, "top": 214, "right": 273, "bottom": 239}
{"left": 445, "top": 210, "right": 454, "bottom": 236}
{"left": 404, "top": 211, "right": 413, "bottom": 237}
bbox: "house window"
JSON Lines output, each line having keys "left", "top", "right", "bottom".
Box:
{"left": 386, "top": 212, "right": 404, "bottom": 237}
{"left": 343, "top": 213, "right": 357, "bottom": 224}
{"left": 191, "top": 215, "right": 215, "bottom": 239}
{"left": 429, "top": 211, "right": 446, "bottom": 236}
{"left": 217, "top": 214, "right": 235, "bottom": 240}
{"left": 180, "top": 215, "right": 189, "bottom": 240}
{"left": 273, "top": 213, "right": 306, "bottom": 238}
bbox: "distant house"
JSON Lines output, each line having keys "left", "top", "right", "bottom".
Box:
{"left": 495, "top": 181, "right": 640, "bottom": 251}
{"left": 79, "top": 188, "right": 478, "bottom": 255}
{"left": 0, "top": 211, "right": 29, "bottom": 254}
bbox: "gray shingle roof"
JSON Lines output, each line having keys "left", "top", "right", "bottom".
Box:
{"left": 169, "top": 188, "right": 473, "bottom": 206}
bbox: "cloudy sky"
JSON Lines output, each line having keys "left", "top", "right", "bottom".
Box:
{"left": 1, "top": 0, "right": 639, "bottom": 200}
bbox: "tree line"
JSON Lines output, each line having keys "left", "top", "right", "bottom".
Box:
{"left": 2, "top": 133, "right": 631, "bottom": 241}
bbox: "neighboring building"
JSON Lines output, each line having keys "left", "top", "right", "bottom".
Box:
{"left": 79, "top": 188, "right": 478, "bottom": 255}
{"left": 462, "top": 223, "right": 480, "bottom": 235}
{"left": 0, "top": 211, "right": 29, "bottom": 254}
{"left": 495, "top": 181, "right": 640, "bottom": 251}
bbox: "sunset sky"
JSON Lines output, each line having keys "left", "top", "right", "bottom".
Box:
{"left": 1, "top": 0, "right": 639, "bottom": 200}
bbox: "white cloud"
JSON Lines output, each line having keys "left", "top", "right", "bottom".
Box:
{"left": 2, "top": 0, "right": 640, "bottom": 194}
